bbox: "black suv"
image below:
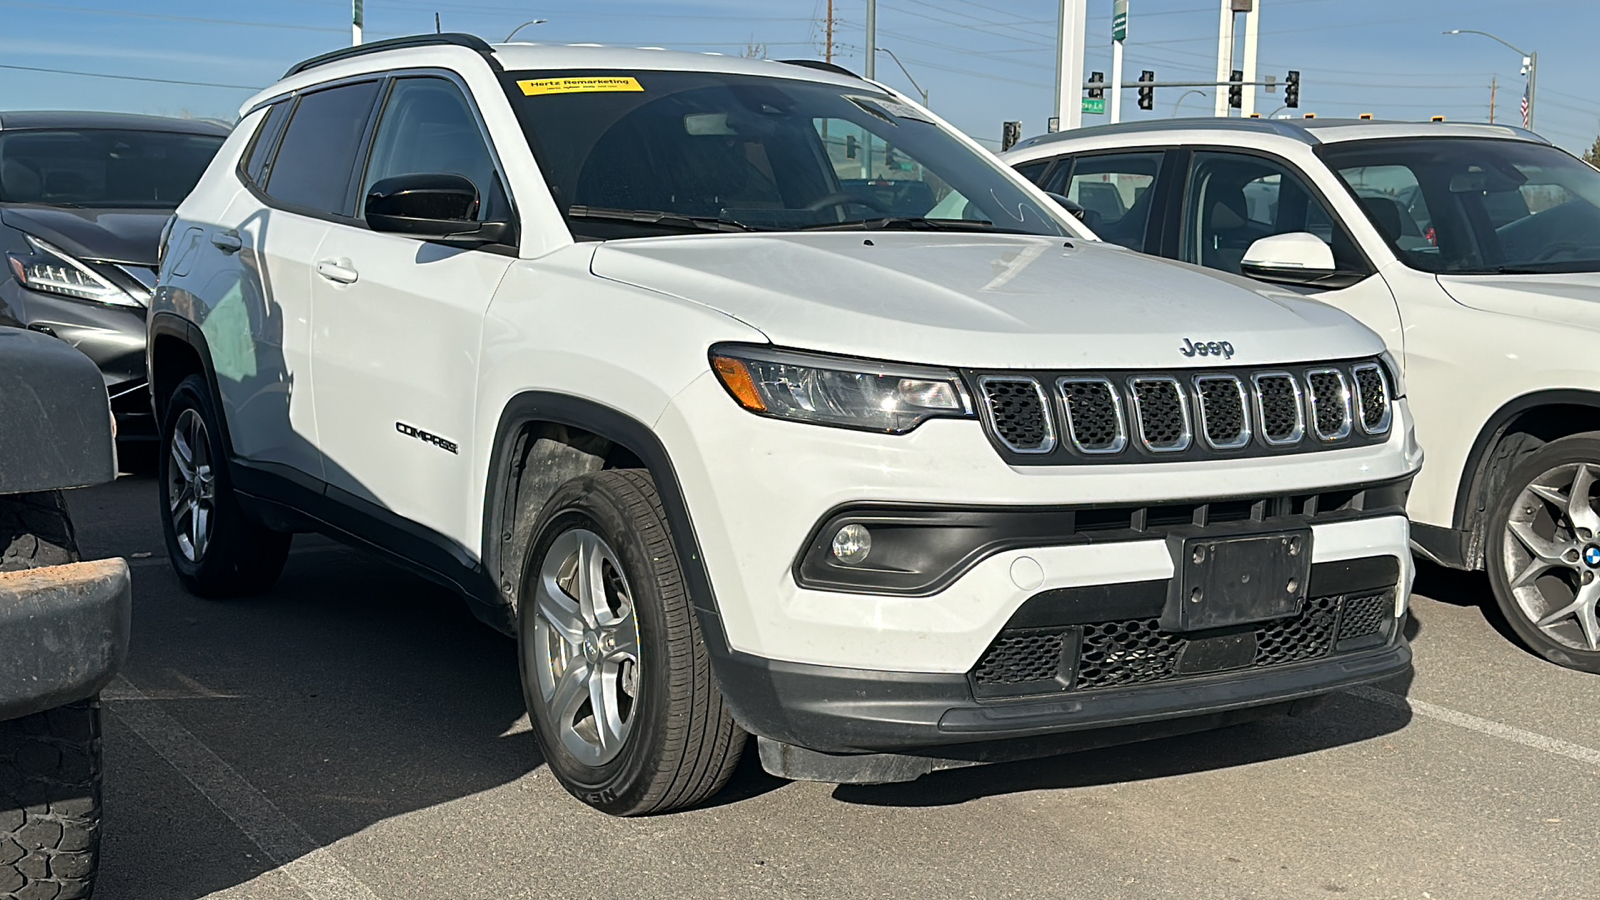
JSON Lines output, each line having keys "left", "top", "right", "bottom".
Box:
{"left": 1, "top": 111, "right": 227, "bottom": 442}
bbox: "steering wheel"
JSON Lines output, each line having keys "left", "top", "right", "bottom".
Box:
{"left": 1528, "top": 241, "right": 1591, "bottom": 263}
{"left": 804, "top": 192, "right": 892, "bottom": 215}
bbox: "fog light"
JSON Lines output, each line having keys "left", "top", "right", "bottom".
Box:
{"left": 830, "top": 524, "right": 872, "bottom": 565}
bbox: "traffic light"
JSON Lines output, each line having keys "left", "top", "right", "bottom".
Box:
{"left": 1088, "top": 71, "right": 1105, "bottom": 99}
{"left": 1229, "top": 69, "right": 1243, "bottom": 109}
{"left": 1001, "top": 121, "right": 1022, "bottom": 151}
{"left": 1137, "top": 70, "right": 1155, "bottom": 111}
{"left": 1285, "top": 70, "right": 1300, "bottom": 108}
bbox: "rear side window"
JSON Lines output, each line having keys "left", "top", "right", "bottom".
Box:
{"left": 241, "top": 102, "right": 292, "bottom": 188}
{"left": 1014, "top": 160, "right": 1050, "bottom": 185}
{"left": 263, "top": 80, "right": 381, "bottom": 216}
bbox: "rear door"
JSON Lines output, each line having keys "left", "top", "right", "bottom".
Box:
{"left": 205, "top": 79, "right": 381, "bottom": 480}
{"left": 308, "top": 74, "right": 515, "bottom": 548}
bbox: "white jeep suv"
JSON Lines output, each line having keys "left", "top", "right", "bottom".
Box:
{"left": 1005, "top": 119, "right": 1600, "bottom": 673}
{"left": 150, "top": 36, "right": 1422, "bottom": 814}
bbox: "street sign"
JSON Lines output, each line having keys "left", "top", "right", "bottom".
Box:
{"left": 1082, "top": 97, "right": 1106, "bottom": 115}
{"left": 1112, "top": 0, "right": 1128, "bottom": 41}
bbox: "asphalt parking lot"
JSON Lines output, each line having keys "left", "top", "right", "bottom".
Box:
{"left": 70, "top": 472, "right": 1598, "bottom": 900}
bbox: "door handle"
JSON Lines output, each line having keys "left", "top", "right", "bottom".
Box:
{"left": 210, "top": 230, "right": 242, "bottom": 253}
{"left": 316, "top": 259, "right": 359, "bottom": 285}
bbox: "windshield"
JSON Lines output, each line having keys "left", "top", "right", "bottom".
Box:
{"left": 1320, "top": 137, "right": 1600, "bottom": 275}
{"left": 0, "top": 128, "right": 224, "bottom": 208}
{"left": 501, "top": 69, "right": 1072, "bottom": 239}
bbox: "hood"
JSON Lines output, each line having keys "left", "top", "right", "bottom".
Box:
{"left": 590, "top": 233, "right": 1384, "bottom": 369}
{"left": 1438, "top": 272, "right": 1600, "bottom": 330}
{"left": 0, "top": 205, "right": 170, "bottom": 265}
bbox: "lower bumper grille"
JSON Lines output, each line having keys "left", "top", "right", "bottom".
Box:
{"left": 970, "top": 590, "right": 1395, "bottom": 698}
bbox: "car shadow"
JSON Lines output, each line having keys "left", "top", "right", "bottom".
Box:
{"left": 1411, "top": 557, "right": 1526, "bottom": 648}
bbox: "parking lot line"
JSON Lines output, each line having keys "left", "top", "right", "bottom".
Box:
{"left": 104, "top": 675, "right": 380, "bottom": 900}
{"left": 1347, "top": 685, "right": 1600, "bottom": 769}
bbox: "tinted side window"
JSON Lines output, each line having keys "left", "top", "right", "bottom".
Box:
{"left": 1014, "top": 160, "right": 1050, "bottom": 185}
{"left": 242, "top": 102, "right": 292, "bottom": 188}
{"left": 264, "top": 80, "right": 381, "bottom": 216}
{"left": 1181, "top": 151, "right": 1365, "bottom": 276}
{"left": 361, "top": 78, "right": 501, "bottom": 222}
{"left": 1048, "top": 152, "right": 1163, "bottom": 251}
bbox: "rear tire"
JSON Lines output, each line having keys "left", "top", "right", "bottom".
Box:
{"left": 517, "top": 470, "right": 745, "bottom": 815}
{"left": 158, "top": 374, "right": 290, "bottom": 598}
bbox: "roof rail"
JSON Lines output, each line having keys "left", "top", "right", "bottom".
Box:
{"left": 778, "top": 59, "right": 861, "bottom": 79}
{"left": 283, "top": 33, "right": 494, "bottom": 79}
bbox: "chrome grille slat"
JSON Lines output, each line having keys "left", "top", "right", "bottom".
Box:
{"left": 1193, "top": 374, "right": 1251, "bottom": 450}
{"left": 1305, "top": 369, "right": 1353, "bottom": 441}
{"left": 1351, "top": 363, "right": 1392, "bottom": 435}
{"left": 1252, "top": 372, "right": 1305, "bottom": 446}
{"left": 1128, "top": 376, "right": 1192, "bottom": 452}
{"left": 978, "top": 376, "right": 1055, "bottom": 454}
{"left": 1057, "top": 376, "right": 1127, "bottom": 454}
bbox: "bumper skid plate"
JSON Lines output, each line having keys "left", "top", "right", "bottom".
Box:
{"left": 0, "top": 558, "right": 132, "bottom": 721}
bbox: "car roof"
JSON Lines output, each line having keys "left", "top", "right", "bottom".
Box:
{"left": 0, "top": 110, "right": 231, "bottom": 135}
{"left": 262, "top": 32, "right": 875, "bottom": 107}
{"left": 1009, "top": 116, "right": 1548, "bottom": 154}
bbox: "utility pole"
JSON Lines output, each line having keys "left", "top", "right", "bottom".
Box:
{"left": 825, "top": 0, "right": 834, "bottom": 65}
{"left": 1490, "top": 75, "right": 1497, "bottom": 124}
{"left": 865, "top": 0, "right": 876, "bottom": 79}
{"left": 1240, "top": 1, "right": 1260, "bottom": 117}
{"left": 1110, "top": 0, "right": 1127, "bottom": 124}
{"left": 1054, "top": 0, "right": 1088, "bottom": 131}
{"left": 352, "top": 0, "right": 363, "bottom": 46}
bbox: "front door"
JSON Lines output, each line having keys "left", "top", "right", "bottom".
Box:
{"left": 309, "top": 75, "right": 515, "bottom": 550}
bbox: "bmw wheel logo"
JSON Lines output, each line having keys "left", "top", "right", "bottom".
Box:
{"left": 1583, "top": 545, "right": 1600, "bottom": 568}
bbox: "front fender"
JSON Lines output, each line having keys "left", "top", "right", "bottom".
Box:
{"left": 0, "top": 327, "right": 115, "bottom": 494}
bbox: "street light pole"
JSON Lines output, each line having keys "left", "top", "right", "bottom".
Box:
{"left": 505, "top": 19, "right": 549, "bottom": 42}
{"left": 865, "top": 0, "right": 877, "bottom": 80}
{"left": 1445, "top": 29, "right": 1537, "bottom": 131}
{"left": 876, "top": 47, "right": 929, "bottom": 107}
{"left": 1172, "top": 89, "right": 1208, "bottom": 117}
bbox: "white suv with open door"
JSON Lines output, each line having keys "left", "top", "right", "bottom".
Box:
{"left": 151, "top": 36, "right": 1422, "bottom": 814}
{"left": 1006, "top": 119, "right": 1600, "bottom": 673}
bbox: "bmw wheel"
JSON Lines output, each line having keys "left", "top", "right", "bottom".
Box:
{"left": 1486, "top": 434, "right": 1600, "bottom": 673}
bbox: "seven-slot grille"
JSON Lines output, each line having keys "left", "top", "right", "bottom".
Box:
{"left": 973, "top": 360, "right": 1392, "bottom": 462}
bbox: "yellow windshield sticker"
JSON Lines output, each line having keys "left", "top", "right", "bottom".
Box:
{"left": 518, "top": 76, "right": 643, "bottom": 96}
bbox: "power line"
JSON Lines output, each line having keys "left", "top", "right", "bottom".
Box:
{"left": 0, "top": 61, "right": 261, "bottom": 91}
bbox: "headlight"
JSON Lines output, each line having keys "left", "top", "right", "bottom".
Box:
{"left": 6, "top": 235, "right": 145, "bottom": 308}
{"left": 710, "top": 344, "right": 974, "bottom": 434}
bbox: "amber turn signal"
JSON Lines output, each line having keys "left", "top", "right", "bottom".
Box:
{"left": 712, "top": 356, "right": 767, "bottom": 412}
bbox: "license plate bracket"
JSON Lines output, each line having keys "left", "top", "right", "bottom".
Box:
{"left": 1162, "top": 525, "right": 1312, "bottom": 632}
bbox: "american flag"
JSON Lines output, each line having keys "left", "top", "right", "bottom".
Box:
{"left": 1522, "top": 82, "right": 1530, "bottom": 128}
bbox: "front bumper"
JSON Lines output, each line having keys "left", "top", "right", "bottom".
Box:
{"left": 2, "top": 282, "right": 151, "bottom": 437}
{"left": 0, "top": 558, "right": 132, "bottom": 721}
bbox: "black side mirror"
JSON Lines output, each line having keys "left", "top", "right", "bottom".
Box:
{"left": 365, "top": 173, "right": 512, "bottom": 245}
{"left": 1045, "top": 191, "right": 1085, "bottom": 221}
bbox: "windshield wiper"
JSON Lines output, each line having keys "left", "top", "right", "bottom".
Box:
{"left": 795, "top": 216, "right": 1032, "bottom": 235}
{"left": 565, "top": 205, "right": 758, "bottom": 233}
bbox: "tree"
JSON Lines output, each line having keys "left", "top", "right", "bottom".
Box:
{"left": 1585, "top": 134, "right": 1600, "bottom": 168}
{"left": 741, "top": 41, "right": 768, "bottom": 59}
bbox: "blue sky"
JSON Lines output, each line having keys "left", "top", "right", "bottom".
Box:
{"left": 0, "top": 0, "right": 1595, "bottom": 154}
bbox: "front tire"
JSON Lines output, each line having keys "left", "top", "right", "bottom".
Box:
{"left": 158, "top": 374, "right": 291, "bottom": 598}
{"left": 1486, "top": 433, "right": 1600, "bottom": 673}
{"left": 517, "top": 470, "right": 745, "bottom": 815}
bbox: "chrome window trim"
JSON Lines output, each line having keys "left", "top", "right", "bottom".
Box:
{"left": 1351, "top": 362, "right": 1393, "bottom": 436}
{"left": 1126, "top": 375, "right": 1193, "bottom": 453}
{"left": 977, "top": 375, "right": 1056, "bottom": 454}
{"left": 1305, "top": 368, "right": 1354, "bottom": 441}
{"left": 1251, "top": 371, "right": 1305, "bottom": 446}
{"left": 1192, "top": 374, "right": 1252, "bottom": 451}
{"left": 1056, "top": 376, "right": 1128, "bottom": 455}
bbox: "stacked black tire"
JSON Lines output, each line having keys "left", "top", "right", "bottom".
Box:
{"left": 1, "top": 493, "right": 102, "bottom": 899}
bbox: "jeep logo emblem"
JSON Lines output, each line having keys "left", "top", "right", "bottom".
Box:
{"left": 1180, "top": 338, "right": 1234, "bottom": 359}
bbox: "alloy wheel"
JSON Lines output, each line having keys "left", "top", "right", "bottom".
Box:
{"left": 528, "top": 528, "right": 642, "bottom": 766}
{"left": 1502, "top": 461, "right": 1600, "bottom": 652}
{"left": 166, "top": 408, "right": 215, "bottom": 563}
